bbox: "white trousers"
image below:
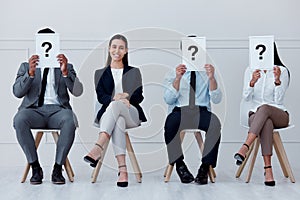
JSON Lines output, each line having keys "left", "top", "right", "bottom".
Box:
{"left": 99, "top": 101, "right": 141, "bottom": 156}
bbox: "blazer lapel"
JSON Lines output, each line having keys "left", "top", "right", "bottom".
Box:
{"left": 35, "top": 68, "right": 42, "bottom": 92}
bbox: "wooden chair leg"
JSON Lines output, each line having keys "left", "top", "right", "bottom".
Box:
{"left": 126, "top": 134, "right": 142, "bottom": 183}
{"left": 64, "top": 158, "right": 74, "bottom": 182}
{"left": 194, "top": 132, "right": 217, "bottom": 183}
{"left": 273, "top": 132, "right": 295, "bottom": 183}
{"left": 21, "top": 131, "right": 44, "bottom": 183}
{"left": 235, "top": 140, "right": 255, "bottom": 178}
{"left": 164, "top": 164, "right": 174, "bottom": 182}
{"left": 273, "top": 132, "right": 288, "bottom": 177}
{"left": 51, "top": 131, "right": 74, "bottom": 182}
{"left": 163, "top": 165, "right": 168, "bottom": 177}
{"left": 91, "top": 139, "right": 109, "bottom": 183}
{"left": 245, "top": 137, "right": 260, "bottom": 183}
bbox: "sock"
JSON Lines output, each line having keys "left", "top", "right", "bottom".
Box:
{"left": 30, "top": 160, "right": 40, "bottom": 168}
{"left": 200, "top": 163, "right": 209, "bottom": 172}
{"left": 54, "top": 163, "right": 62, "bottom": 170}
{"left": 175, "top": 159, "right": 185, "bottom": 168}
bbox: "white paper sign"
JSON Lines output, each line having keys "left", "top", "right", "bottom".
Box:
{"left": 182, "top": 37, "right": 206, "bottom": 71}
{"left": 249, "top": 36, "right": 274, "bottom": 70}
{"left": 35, "top": 33, "right": 60, "bottom": 68}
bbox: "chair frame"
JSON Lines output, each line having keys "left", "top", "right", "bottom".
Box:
{"left": 235, "top": 126, "right": 296, "bottom": 183}
{"left": 164, "top": 129, "right": 216, "bottom": 183}
{"left": 21, "top": 129, "right": 75, "bottom": 183}
{"left": 91, "top": 132, "right": 142, "bottom": 183}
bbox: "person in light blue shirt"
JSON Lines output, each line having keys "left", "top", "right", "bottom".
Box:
{"left": 163, "top": 43, "right": 222, "bottom": 185}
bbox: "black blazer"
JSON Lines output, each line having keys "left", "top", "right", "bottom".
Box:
{"left": 94, "top": 65, "right": 147, "bottom": 123}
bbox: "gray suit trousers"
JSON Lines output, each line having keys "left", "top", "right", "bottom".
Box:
{"left": 13, "top": 104, "right": 76, "bottom": 165}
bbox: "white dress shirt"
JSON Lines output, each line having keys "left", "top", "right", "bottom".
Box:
{"left": 42, "top": 67, "right": 60, "bottom": 105}
{"left": 243, "top": 66, "right": 289, "bottom": 112}
{"left": 111, "top": 68, "right": 124, "bottom": 94}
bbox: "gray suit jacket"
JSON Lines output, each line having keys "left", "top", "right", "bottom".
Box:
{"left": 13, "top": 62, "right": 83, "bottom": 110}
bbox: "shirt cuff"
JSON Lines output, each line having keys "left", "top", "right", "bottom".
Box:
{"left": 168, "top": 85, "right": 180, "bottom": 99}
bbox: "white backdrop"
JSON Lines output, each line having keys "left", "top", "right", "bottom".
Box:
{"left": 1, "top": 0, "right": 299, "bottom": 171}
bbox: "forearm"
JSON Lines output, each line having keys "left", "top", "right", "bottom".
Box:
{"left": 209, "top": 77, "right": 217, "bottom": 91}
{"left": 172, "top": 77, "right": 181, "bottom": 91}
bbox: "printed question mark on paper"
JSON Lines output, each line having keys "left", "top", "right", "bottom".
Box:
{"left": 255, "top": 44, "right": 266, "bottom": 60}
{"left": 41, "top": 42, "right": 52, "bottom": 57}
{"left": 188, "top": 45, "right": 198, "bottom": 61}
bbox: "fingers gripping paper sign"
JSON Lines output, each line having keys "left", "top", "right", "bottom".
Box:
{"left": 249, "top": 36, "right": 274, "bottom": 70}
{"left": 182, "top": 37, "right": 206, "bottom": 71}
{"left": 35, "top": 33, "right": 60, "bottom": 68}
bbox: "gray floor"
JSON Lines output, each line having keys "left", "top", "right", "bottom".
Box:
{"left": 0, "top": 164, "right": 299, "bottom": 200}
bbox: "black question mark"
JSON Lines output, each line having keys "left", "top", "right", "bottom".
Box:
{"left": 255, "top": 44, "right": 266, "bottom": 60}
{"left": 41, "top": 42, "right": 52, "bottom": 57}
{"left": 188, "top": 45, "right": 198, "bottom": 61}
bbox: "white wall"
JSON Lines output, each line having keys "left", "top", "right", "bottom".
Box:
{"left": 1, "top": 0, "right": 300, "bottom": 172}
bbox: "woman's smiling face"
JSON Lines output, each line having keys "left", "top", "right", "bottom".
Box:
{"left": 109, "top": 39, "right": 127, "bottom": 62}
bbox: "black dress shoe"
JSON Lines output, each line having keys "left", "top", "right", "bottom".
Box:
{"left": 234, "top": 143, "right": 249, "bottom": 166}
{"left": 175, "top": 164, "right": 194, "bottom": 183}
{"left": 51, "top": 164, "right": 65, "bottom": 184}
{"left": 195, "top": 165, "right": 208, "bottom": 185}
{"left": 264, "top": 166, "right": 276, "bottom": 187}
{"left": 117, "top": 165, "right": 128, "bottom": 187}
{"left": 234, "top": 153, "right": 245, "bottom": 166}
{"left": 30, "top": 166, "right": 43, "bottom": 185}
{"left": 117, "top": 181, "right": 128, "bottom": 187}
{"left": 84, "top": 155, "right": 99, "bottom": 168}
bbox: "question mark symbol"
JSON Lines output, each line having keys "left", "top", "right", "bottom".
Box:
{"left": 255, "top": 44, "right": 266, "bottom": 60}
{"left": 188, "top": 45, "right": 198, "bottom": 61}
{"left": 41, "top": 42, "right": 52, "bottom": 57}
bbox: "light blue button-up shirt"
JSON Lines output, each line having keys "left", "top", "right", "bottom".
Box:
{"left": 164, "top": 70, "right": 222, "bottom": 112}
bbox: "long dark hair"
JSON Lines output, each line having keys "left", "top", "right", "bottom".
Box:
{"left": 274, "top": 42, "right": 290, "bottom": 84}
{"left": 105, "top": 34, "right": 129, "bottom": 67}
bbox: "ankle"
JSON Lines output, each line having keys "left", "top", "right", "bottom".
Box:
{"left": 243, "top": 143, "right": 250, "bottom": 150}
{"left": 200, "top": 163, "right": 209, "bottom": 172}
{"left": 175, "top": 160, "right": 185, "bottom": 168}
{"left": 30, "top": 160, "right": 41, "bottom": 168}
{"left": 239, "top": 143, "right": 249, "bottom": 155}
{"left": 54, "top": 163, "right": 62, "bottom": 170}
{"left": 118, "top": 164, "right": 127, "bottom": 172}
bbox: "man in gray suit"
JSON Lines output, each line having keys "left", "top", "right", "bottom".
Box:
{"left": 13, "top": 28, "right": 83, "bottom": 185}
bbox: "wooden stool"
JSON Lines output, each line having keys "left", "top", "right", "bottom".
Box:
{"left": 164, "top": 129, "right": 216, "bottom": 183}
{"left": 21, "top": 130, "right": 75, "bottom": 183}
{"left": 235, "top": 127, "right": 295, "bottom": 183}
{"left": 91, "top": 133, "right": 142, "bottom": 183}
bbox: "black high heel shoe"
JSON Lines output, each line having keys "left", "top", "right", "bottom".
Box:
{"left": 117, "top": 165, "right": 128, "bottom": 187}
{"left": 234, "top": 143, "right": 249, "bottom": 165}
{"left": 264, "top": 166, "right": 275, "bottom": 186}
{"left": 83, "top": 143, "right": 103, "bottom": 168}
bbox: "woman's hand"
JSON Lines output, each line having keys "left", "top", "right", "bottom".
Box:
{"left": 113, "top": 93, "right": 129, "bottom": 101}
{"left": 250, "top": 69, "right": 261, "bottom": 87}
{"left": 273, "top": 66, "right": 281, "bottom": 85}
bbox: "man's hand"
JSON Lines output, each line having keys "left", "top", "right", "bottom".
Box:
{"left": 28, "top": 55, "right": 39, "bottom": 77}
{"left": 57, "top": 54, "right": 68, "bottom": 76}
{"left": 204, "top": 64, "right": 215, "bottom": 80}
{"left": 175, "top": 64, "right": 187, "bottom": 80}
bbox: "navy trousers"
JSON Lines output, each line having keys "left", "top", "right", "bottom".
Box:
{"left": 164, "top": 106, "right": 221, "bottom": 168}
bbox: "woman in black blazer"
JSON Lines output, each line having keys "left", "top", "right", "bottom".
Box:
{"left": 84, "top": 34, "right": 146, "bottom": 187}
